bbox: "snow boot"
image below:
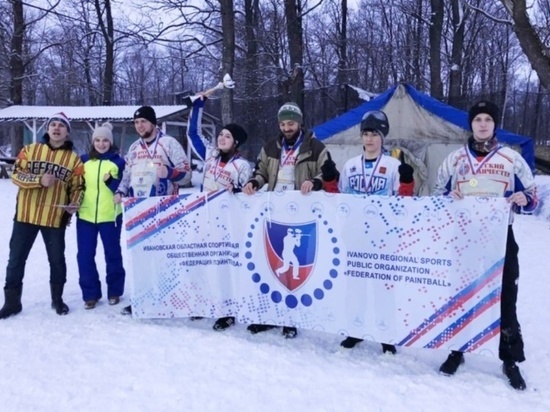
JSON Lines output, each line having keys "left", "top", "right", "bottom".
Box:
{"left": 340, "top": 337, "right": 363, "bottom": 349}
{"left": 108, "top": 297, "right": 120, "bottom": 306}
{"left": 439, "top": 351, "right": 464, "bottom": 376}
{"left": 247, "top": 324, "right": 276, "bottom": 334}
{"left": 0, "top": 286, "right": 23, "bottom": 319}
{"left": 502, "top": 360, "right": 527, "bottom": 390}
{"left": 213, "top": 316, "right": 235, "bottom": 331}
{"left": 121, "top": 305, "right": 132, "bottom": 315}
{"left": 381, "top": 343, "right": 397, "bottom": 354}
{"left": 50, "top": 283, "right": 69, "bottom": 315}
{"left": 282, "top": 326, "right": 297, "bottom": 339}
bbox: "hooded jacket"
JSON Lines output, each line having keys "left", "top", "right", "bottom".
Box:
{"left": 79, "top": 150, "right": 125, "bottom": 223}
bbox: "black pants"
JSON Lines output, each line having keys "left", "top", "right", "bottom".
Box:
{"left": 5, "top": 221, "right": 67, "bottom": 289}
{"left": 499, "top": 226, "right": 525, "bottom": 363}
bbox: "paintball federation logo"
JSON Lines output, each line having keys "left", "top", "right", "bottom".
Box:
{"left": 244, "top": 201, "right": 341, "bottom": 309}
{"left": 264, "top": 221, "right": 317, "bottom": 291}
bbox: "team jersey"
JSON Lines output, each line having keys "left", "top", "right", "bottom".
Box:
{"left": 117, "top": 130, "right": 189, "bottom": 197}
{"left": 11, "top": 140, "right": 84, "bottom": 228}
{"left": 338, "top": 154, "right": 401, "bottom": 195}
{"left": 202, "top": 152, "right": 252, "bottom": 192}
{"left": 434, "top": 143, "right": 537, "bottom": 217}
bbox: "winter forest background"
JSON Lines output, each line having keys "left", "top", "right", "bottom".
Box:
{"left": 1, "top": 0, "right": 550, "bottom": 158}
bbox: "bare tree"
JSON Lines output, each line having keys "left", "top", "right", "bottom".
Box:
{"left": 337, "top": 0, "right": 348, "bottom": 112}
{"left": 219, "top": 0, "right": 235, "bottom": 123}
{"left": 93, "top": 0, "right": 116, "bottom": 105}
{"left": 429, "top": 0, "right": 444, "bottom": 99}
{"left": 282, "top": 0, "right": 305, "bottom": 108}
{"left": 499, "top": 0, "right": 550, "bottom": 90}
{"left": 448, "top": 0, "right": 468, "bottom": 106}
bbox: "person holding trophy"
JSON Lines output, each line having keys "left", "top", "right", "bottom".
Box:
{"left": 115, "top": 105, "right": 190, "bottom": 315}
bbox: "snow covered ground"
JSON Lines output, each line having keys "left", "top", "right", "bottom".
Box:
{"left": 0, "top": 176, "right": 549, "bottom": 412}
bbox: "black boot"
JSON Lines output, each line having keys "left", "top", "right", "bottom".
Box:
{"left": 0, "top": 286, "right": 23, "bottom": 319}
{"left": 439, "top": 351, "right": 464, "bottom": 376}
{"left": 340, "top": 337, "right": 363, "bottom": 349}
{"left": 247, "top": 324, "right": 276, "bottom": 334}
{"left": 282, "top": 326, "right": 297, "bottom": 339}
{"left": 381, "top": 343, "right": 397, "bottom": 354}
{"left": 502, "top": 360, "right": 527, "bottom": 390}
{"left": 213, "top": 316, "right": 235, "bottom": 331}
{"left": 50, "top": 283, "right": 69, "bottom": 315}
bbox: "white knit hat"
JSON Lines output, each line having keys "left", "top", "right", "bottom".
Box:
{"left": 92, "top": 122, "right": 114, "bottom": 144}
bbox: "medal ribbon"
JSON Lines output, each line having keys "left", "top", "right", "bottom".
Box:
{"left": 465, "top": 144, "right": 500, "bottom": 175}
{"left": 361, "top": 155, "right": 382, "bottom": 193}
{"left": 213, "top": 153, "right": 239, "bottom": 182}
{"left": 280, "top": 132, "right": 304, "bottom": 167}
{"left": 140, "top": 129, "right": 164, "bottom": 160}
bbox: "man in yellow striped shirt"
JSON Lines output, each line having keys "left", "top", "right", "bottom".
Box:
{"left": 0, "top": 112, "right": 84, "bottom": 319}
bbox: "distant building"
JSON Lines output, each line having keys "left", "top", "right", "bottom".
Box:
{"left": 0, "top": 105, "right": 220, "bottom": 186}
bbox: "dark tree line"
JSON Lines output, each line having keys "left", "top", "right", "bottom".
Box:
{"left": 1, "top": 0, "right": 549, "bottom": 156}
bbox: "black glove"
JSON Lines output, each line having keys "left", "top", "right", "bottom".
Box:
{"left": 398, "top": 151, "right": 414, "bottom": 183}
{"left": 60, "top": 211, "right": 72, "bottom": 228}
{"left": 321, "top": 152, "right": 340, "bottom": 182}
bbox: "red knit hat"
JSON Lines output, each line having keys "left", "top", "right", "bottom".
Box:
{"left": 47, "top": 112, "right": 71, "bottom": 132}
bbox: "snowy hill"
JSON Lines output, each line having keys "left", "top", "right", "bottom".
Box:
{"left": 0, "top": 177, "right": 549, "bottom": 411}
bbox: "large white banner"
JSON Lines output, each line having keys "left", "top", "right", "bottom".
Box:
{"left": 124, "top": 190, "right": 510, "bottom": 355}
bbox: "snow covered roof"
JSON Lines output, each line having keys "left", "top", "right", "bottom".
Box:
{"left": 0, "top": 105, "right": 190, "bottom": 122}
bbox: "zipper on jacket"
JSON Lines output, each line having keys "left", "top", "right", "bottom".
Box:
{"left": 94, "top": 159, "right": 102, "bottom": 223}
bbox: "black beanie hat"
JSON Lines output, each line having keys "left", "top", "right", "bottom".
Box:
{"left": 468, "top": 101, "right": 499, "bottom": 130}
{"left": 134, "top": 106, "right": 157, "bottom": 125}
{"left": 222, "top": 123, "right": 248, "bottom": 148}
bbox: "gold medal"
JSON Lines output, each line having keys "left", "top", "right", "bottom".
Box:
{"left": 469, "top": 178, "right": 478, "bottom": 187}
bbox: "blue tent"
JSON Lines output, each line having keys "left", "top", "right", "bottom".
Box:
{"left": 313, "top": 83, "right": 535, "bottom": 171}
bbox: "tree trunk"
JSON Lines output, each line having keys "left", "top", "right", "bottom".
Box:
{"left": 10, "top": 0, "right": 25, "bottom": 154}
{"left": 337, "top": 0, "right": 348, "bottom": 114}
{"left": 448, "top": 0, "right": 466, "bottom": 107}
{"left": 412, "top": 0, "right": 423, "bottom": 86}
{"left": 219, "top": 0, "right": 235, "bottom": 124}
{"left": 501, "top": 0, "right": 550, "bottom": 90}
{"left": 283, "top": 0, "right": 305, "bottom": 114}
{"left": 95, "top": 0, "right": 115, "bottom": 105}
{"left": 428, "top": 0, "right": 444, "bottom": 100}
{"left": 244, "top": 0, "right": 261, "bottom": 143}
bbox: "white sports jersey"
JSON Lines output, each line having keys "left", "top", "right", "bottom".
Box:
{"left": 202, "top": 153, "right": 252, "bottom": 191}
{"left": 118, "top": 130, "right": 189, "bottom": 197}
{"left": 338, "top": 154, "right": 400, "bottom": 195}
{"left": 434, "top": 144, "right": 537, "bottom": 218}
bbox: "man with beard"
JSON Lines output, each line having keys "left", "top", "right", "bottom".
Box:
{"left": 115, "top": 106, "right": 190, "bottom": 315}
{"left": 115, "top": 106, "right": 189, "bottom": 200}
{"left": 242, "top": 102, "right": 329, "bottom": 339}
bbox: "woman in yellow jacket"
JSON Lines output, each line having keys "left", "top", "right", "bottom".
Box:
{"left": 77, "top": 123, "right": 126, "bottom": 309}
